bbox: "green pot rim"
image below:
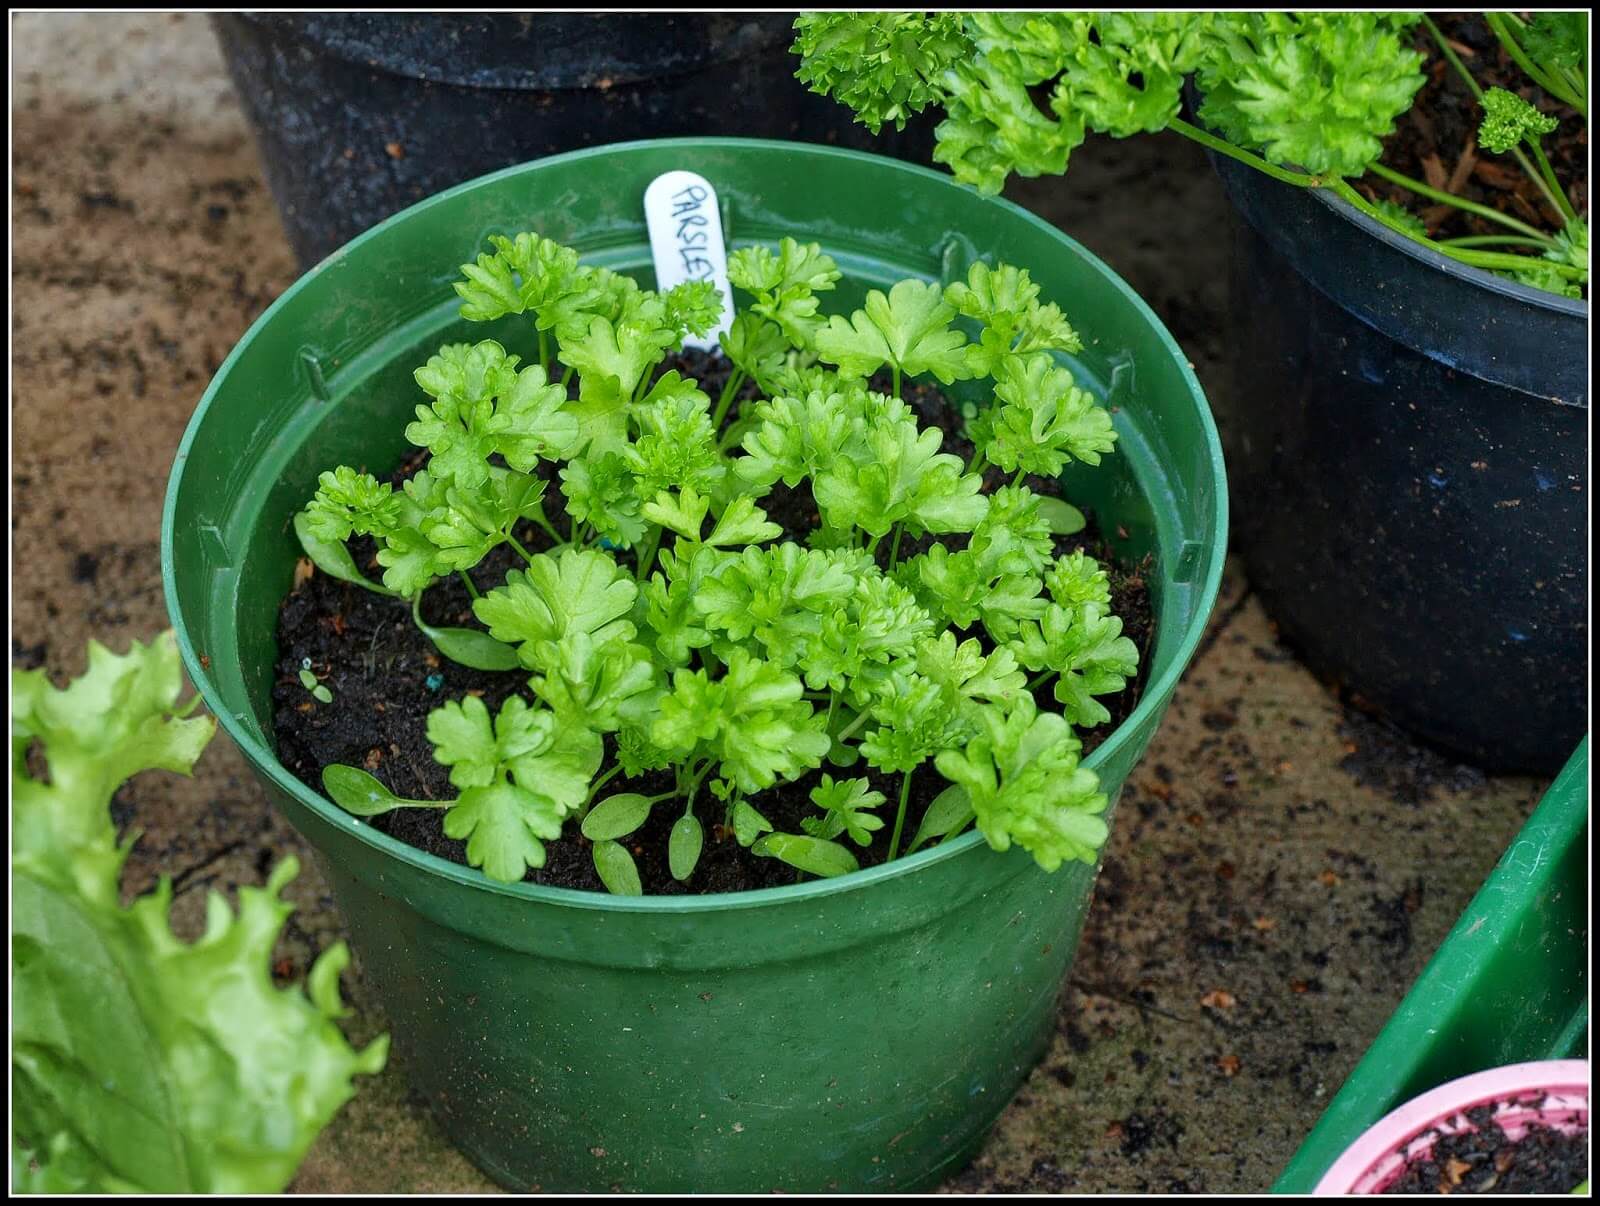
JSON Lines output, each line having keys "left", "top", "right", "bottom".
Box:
{"left": 160, "top": 136, "right": 1228, "bottom": 913}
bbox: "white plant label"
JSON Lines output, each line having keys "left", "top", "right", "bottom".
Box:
{"left": 643, "top": 169, "right": 733, "bottom": 350}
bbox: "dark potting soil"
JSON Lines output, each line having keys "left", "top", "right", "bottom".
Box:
{"left": 272, "top": 350, "right": 1155, "bottom": 895}
{"left": 1381, "top": 1104, "right": 1588, "bottom": 1195}
{"left": 1357, "top": 13, "right": 1588, "bottom": 245}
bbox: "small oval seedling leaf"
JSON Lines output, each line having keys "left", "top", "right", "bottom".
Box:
{"left": 752, "top": 832, "right": 859, "bottom": 878}
{"left": 299, "top": 668, "right": 320, "bottom": 690}
{"left": 294, "top": 511, "right": 398, "bottom": 596}
{"left": 421, "top": 626, "right": 522, "bottom": 671}
{"left": 669, "top": 814, "right": 704, "bottom": 881}
{"left": 908, "top": 784, "right": 974, "bottom": 853}
{"left": 312, "top": 685, "right": 334, "bottom": 704}
{"left": 581, "top": 793, "right": 655, "bottom": 842}
{"left": 592, "top": 839, "right": 643, "bottom": 896}
{"left": 1036, "top": 496, "right": 1086, "bottom": 536}
{"left": 323, "top": 765, "right": 400, "bottom": 816}
{"left": 731, "top": 800, "right": 774, "bottom": 848}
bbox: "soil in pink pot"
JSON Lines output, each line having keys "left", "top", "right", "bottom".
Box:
{"left": 1380, "top": 1104, "right": 1588, "bottom": 1195}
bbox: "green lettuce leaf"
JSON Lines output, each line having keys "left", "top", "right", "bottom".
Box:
{"left": 12, "top": 633, "right": 386, "bottom": 1193}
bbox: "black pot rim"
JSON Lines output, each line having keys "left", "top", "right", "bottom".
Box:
{"left": 1309, "top": 185, "right": 1588, "bottom": 318}
{"left": 229, "top": 11, "right": 790, "bottom": 93}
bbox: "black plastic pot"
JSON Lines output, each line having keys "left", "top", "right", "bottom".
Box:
{"left": 1211, "top": 154, "right": 1587, "bottom": 773}
{"left": 213, "top": 13, "right": 934, "bottom": 267}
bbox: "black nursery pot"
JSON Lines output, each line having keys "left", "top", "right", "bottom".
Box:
{"left": 213, "top": 12, "right": 933, "bottom": 266}
{"left": 1211, "top": 155, "right": 1587, "bottom": 773}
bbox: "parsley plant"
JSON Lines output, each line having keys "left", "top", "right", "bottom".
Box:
{"left": 794, "top": 12, "right": 1588, "bottom": 297}
{"left": 304, "top": 230, "right": 1138, "bottom": 892}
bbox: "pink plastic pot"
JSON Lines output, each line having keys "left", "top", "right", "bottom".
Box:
{"left": 1314, "top": 1061, "right": 1589, "bottom": 1194}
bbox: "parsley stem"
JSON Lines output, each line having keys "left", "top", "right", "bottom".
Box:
{"left": 1438, "top": 235, "right": 1553, "bottom": 249}
{"left": 1027, "top": 669, "right": 1055, "bottom": 692}
{"left": 1167, "top": 117, "right": 1322, "bottom": 189}
{"left": 712, "top": 368, "right": 747, "bottom": 431}
{"left": 1421, "top": 15, "right": 1485, "bottom": 103}
{"left": 683, "top": 760, "right": 713, "bottom": 810}
{"left": 1329, "top": 177, "right": 1582, "bottom": 277}
{"left": 891, "top": 364, "right": 902, "bottom": 400}
{"left": 887, "top": 771, "right": 914, "bottom": 862}
{"left": 584, "top": 763, "right": 625, "bottom": 810}
{"left": 505, "top": 532, "right": 538, "bottom": 565}
{"left": 1526, "top": 139, "right": 1577, "bottom": 224}
{"left": 634, "top": 524, "right": 663, "bottom": 582}
{"left": 527, "top": 511, "right": 565, "bottom": 546}
{"left": 456, "top": 570, "right": 481, "bottom": 600}
{"left": 538, "top": 329, "right": 549, "bottom": 374}
{"left": 1366, "top": 163, "right": 1550, "bottom": 240}
{"left": 834, "top": 709, "right": 872, "bottom": 743}
{"left": 888, "top": 524, "right": 904, "bottom": 570}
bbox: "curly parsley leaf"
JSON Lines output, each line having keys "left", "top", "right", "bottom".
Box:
{"left": 973, "top": 352, "right": 1117, "bottom": 476}
{"left": 472, "top": 548, "right": 638, "bottom": 672}
{"left": 651, "top": 651, "right": 829, "bottom": 793}
{"left": 426, "top": 695, "right": 601, "bottom": 882}
{"left": 801, "top": 774, "right": 887, "bottom": 846}
{"left": 728, "top": 237, "right": 842, "bottom": 347}
{"left": 791, "top": 12, "right": 972, "bottom": 133}
{"left": 1195, "top": 12, "right": 1425, "bottom": 176}
{"left": 814, "top": 279, "right": 975, "bottom": 385}
{"left": 933, "top": 696, "right": 1109, "bottom": 871}
{"left": 1477, "top": 86, "right": 1559, "bottom": 154}
{"left": 1008, "top": 602, "right": 1140, "bottom": 728}
{"left": 813, "top": 419, "right": 988, "bottom": 537}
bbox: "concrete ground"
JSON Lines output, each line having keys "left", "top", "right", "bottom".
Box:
{"left": 11, "top": 13, "right": 1552, "bottom": 1194}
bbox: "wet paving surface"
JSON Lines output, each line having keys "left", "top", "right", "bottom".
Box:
{"left": 11, "top": 13, "right": 1550, "bottom": 1193}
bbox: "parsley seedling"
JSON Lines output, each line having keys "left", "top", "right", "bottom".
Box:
{"left": 308, "top": 227, "right": 1138, "bottom": 892}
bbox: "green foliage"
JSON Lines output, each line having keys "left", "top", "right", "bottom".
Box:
{"left": 12, "top": 633, "right": 385, "bottom": 1193}
{"left": 428, "top": 695, "right": 602, "bottom": 881}
{"left": 1477, "top": 86, "right": 1559, "bottom": 154}
{"left": 814, "top": 279, "right": 975, "bottom": 385}
{"left": 301, "top": 229, "right": 1139, "bottom": 889}
{"left": 802, "top": 775, "right": 887, "bottom": 846}
{"left": 1195, "top": 13, "right": 1424, "bottom": 176}
{"left": 945, "top": 261, "right": 1082, "bottom": 377}
{"left": 934, "top": 696, "right": 1109, "bottom": 871}
{"left": 1522, "top": 12, "right": 1586, "bottom": 72}
{"left": 793, "top": 12, "right": 1584, "bottom": 296}
{"left": 971, "top": 352, "right": 1117, "bottom": 477}
{"left": 794, "top": 12, "right": 1423, "bottom": 191}
{"left": 1512, "top": 218, "right": 1589, "bottom": 300}
{"left": 652, "top": 651, "right": 830, "bottom": 793}
{"left": 791, "top": 12, "right": 972, "bottom": 133}
{"left": 727, "top": 236, "right": 841, "bottom": 347}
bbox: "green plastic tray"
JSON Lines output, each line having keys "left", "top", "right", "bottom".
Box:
{"left": 1276, "top": 738, "right": 1589, "bottom": 1192}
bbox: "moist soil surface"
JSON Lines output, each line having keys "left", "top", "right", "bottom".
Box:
{"left": 1381, "top": 1105, "right": 1588, "bottom": 1195}
{"left": 273, "top": 349, "right": 1155, "bottom": 895}
{"left": 1357, "top": 12, "right": 1587, "bottom": 247}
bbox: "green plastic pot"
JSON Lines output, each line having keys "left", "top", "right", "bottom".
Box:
{"left": 162, "top": 138, "right": 1226, "bottom": 1193}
